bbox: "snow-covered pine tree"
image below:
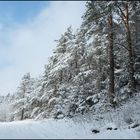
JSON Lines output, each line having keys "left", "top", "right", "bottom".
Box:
{"left": 82, "top": 1, "right": 117, "bottom": 105}
{"left": 12, "top": 73, "right": 34, "bottom": 120}
{"left": 131, "top": 1, "right": 140, "bottom": 91}
{"left": 39, "top": 27, "right": 75, "bottom": 119}
{"left": 115, "top": 1, "right": 138, "bottom": 94}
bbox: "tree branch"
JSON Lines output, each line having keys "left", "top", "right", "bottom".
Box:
{"left": 114, "top": 42, "right": 129, "bottom": 51}
{"left": 116, "top": 4, "right": 126, "bottom": 19}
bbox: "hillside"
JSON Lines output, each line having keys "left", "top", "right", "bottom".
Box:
{"left": 0, "top": 93, "right": 140, "bottom": 139}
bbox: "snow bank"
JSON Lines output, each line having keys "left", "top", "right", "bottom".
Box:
{"left": 0, "top": 118, "right": 139, "bottom": 139}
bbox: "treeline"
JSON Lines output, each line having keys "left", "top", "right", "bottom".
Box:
{"left": 1, "top": 1, "right": 140, "bottom": 121}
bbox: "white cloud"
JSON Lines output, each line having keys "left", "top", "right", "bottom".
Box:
{"left": 0, "top": 1, "right": 86, "bottom": 95}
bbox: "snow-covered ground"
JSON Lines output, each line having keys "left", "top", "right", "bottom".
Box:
{"left": 0, "top": 93, "right": 140, "bottom": 139}
{"left": 0, "top": 118, "right": 139, "bottom": 139}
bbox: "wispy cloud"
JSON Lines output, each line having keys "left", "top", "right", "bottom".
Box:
{"left": 0, "top": 1, "right": 86, "bottom": 95}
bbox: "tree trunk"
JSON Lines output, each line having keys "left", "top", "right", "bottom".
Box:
{"left": 21, "top": 108, "right": 24, "bottom": 120}
{"left": 21, "top": 86, "right": 25, "bottom": 120}
{"left": 125, "top": 2, "right": 136, "bottom": 92}
{"left": 108, "top": 11, "right": 115, "bottom": 105}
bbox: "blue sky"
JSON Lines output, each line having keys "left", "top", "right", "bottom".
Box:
{"left": 0, "top": 1, "right": 86, "bottom": 95}
{"left": 0, "top": 1, "right": 50, "bottom": 70}
{"left": 0, "top": 1, "right": 50, "bottom": 24}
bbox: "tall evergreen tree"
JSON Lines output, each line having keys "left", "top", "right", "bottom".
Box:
{"left": 82, "top": 1, "right": 116, "bottom": 104}
{"left": 115, "top": 1, "right": 137, "bottom": 93}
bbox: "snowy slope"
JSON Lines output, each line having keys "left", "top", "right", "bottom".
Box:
{"left": 0, "top": 119, "right": 139, "bottom": 139}
{"left": 0, "top": 93, "right": 140, "bottom": 139}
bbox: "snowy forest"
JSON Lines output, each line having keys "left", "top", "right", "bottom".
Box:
{"left": 0, "top": 1, "right": 140, "bottom": 138}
